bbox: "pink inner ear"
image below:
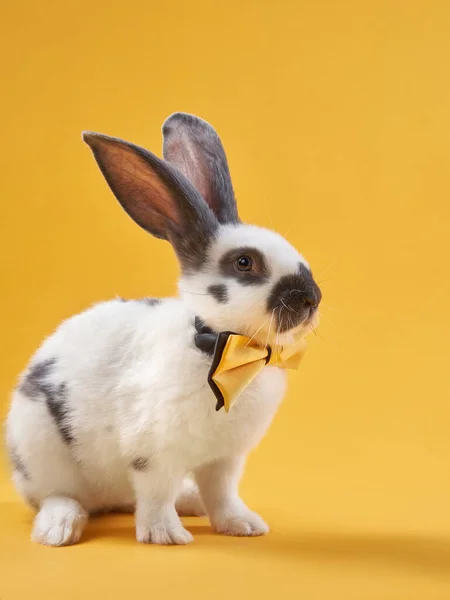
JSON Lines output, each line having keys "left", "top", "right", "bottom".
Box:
{"left": 164, "top": 135, "right": 217, "bottom": 214}
{"left": 87, "top": 136, "right": 184, "bottom": 235}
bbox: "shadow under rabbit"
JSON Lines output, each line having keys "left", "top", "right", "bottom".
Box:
{"left": 4, "top": 501, "right": 450, "bottom": 575}
{"left": 83, "top": 513, "right": 450, "bottom": 575}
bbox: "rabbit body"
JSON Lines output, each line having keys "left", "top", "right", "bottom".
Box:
{"left": 6, "top": 112, "right": 321, "bottom": 546}
{"left": 7, "top": 297, "right": 285, "bottom": 515}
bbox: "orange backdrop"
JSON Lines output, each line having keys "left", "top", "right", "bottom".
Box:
{"left": 1, "top": 0, "right": 450, "bottom": 598}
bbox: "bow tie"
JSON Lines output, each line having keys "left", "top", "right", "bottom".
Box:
{"left": 194, "top": 317, "right": 307, "bottom": 413}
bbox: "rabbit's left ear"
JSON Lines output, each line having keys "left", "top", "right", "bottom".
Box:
{"left": 162, "top": 113, "right": 240, "bottom": 225}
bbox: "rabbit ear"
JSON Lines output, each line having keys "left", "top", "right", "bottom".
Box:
{"left": 162, "top": 113, "right": 239, "bottom": 225}
{"left": 82, "top": 131, "right": 218, "bottom": 271}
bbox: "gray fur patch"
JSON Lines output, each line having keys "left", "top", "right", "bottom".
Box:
{"left": 171, "top": 220, "right": 218, "bottom": 274}
{"left": 299, "top": 262, "right": 312, "bottom": 276}
{"left": 118, "top": 297, "right": 161, "bottom": 306}
{"left": 131, "top": 457, "right": 149, "bottom": 471}
{"left": 8, "top": 445, "right": 30, "bottom": 480}
{"left": 19, "top": 359, "right": 74, "bottom": 445}
{"left": 207, "top": 284, "right": 229, "bottom": 304}
{"left": 138, "top": 297, "right": 161, "bottom": 306}
{"left": 46, "top": 382, "right": 74, "bottom": 445}
{"left": 19, "top": 358, "right": 56, "bottom": 398}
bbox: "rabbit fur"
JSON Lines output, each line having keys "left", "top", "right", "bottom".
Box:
{"left": 5, "top": 113, "right": 322, "bottom": 546}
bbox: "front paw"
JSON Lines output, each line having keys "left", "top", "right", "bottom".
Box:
{"left": 212, "top": 509, "right": 269, "bottom": 537}
{"left": 137, "top": 518, "right": 194, "bottom": 545}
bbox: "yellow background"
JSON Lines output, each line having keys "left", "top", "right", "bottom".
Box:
{"left": 1, "top": 0, "right": 450, "bottom": 598}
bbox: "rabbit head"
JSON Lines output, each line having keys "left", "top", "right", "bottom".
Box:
{"left": 83, "top": 113, "right": 321, "bottom": 346}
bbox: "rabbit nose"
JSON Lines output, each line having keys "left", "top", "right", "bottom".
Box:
{"left": 267, "top": 265, "right": 322, "bottom": 332}
{"left": 288, "top": 287, "right": 320, "bottom": 308}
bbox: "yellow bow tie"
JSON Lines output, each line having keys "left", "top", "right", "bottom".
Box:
{"left": 200, "top": 328, "right": 307, "bottom": 413}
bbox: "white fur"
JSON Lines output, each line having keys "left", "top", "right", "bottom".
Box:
{"left": 32, "top": 497, "right": 88, "bottom": 546}
{"left": 6, "top": 222, "right": 316, "bottom": 546}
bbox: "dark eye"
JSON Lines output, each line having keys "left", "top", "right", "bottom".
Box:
{"left": 236, "top": 256, "right": 253, "bottom": 271}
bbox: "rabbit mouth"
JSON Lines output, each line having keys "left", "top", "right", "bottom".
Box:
{"left": 275, "top": 303, "right": 318, "bottom": 334}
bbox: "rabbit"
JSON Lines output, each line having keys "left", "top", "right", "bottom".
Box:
{"left": 5, "top": 112, "right": 322, "bottom": 547}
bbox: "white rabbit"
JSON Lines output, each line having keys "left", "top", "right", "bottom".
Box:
{"left": 5, "top": 113, "right": 322, "bottom": 546}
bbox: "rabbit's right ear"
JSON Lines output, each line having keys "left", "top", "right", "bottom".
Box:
{"left": 82, "top": 132, "right": 218, "bottom": 271}
{"left": 162, "top": 113, "right": 239, "bottom": 225}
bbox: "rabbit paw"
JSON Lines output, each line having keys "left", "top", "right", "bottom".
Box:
{"left": 213, "top": 509, "right": 269, "bottom": 537}
{"left": 137, "top": 517, "right": 194, "bottom": 545}
{"left": 32, "top": 497, "right": 88, "bottom": 547}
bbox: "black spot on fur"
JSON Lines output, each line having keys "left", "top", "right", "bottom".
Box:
{"left": 138, "top": 297, "right": 161, "bottom": 306}
{"left": 19, "top": 359, "right": 74, "bottom": 445}
{"left": 194, "top": 316, "right": 218, "bottom": 356}
{"left": 119, "top": 297, "right": 161, "bottom": 306}
{"left": 46, "top": 383, "right": 74, "bottom": 444}
{"left": 207, "top": 284, "right": 229, "bottom": 304}
{"left": 299, "top": 262, "right": 312, "bottom": 275}
{"left": 219, "top": 247, "right": 270, "bottom": 286}
{"left": 194, "top": 316, "right": 215, "bottom": 336}
{"left": 7, "top": 445, "right": 30, "bottom": 480}
{"left": 19, "top": 358, "right": 56, "bottom": 398}
{"left": 131, "top": 457, "right": 149, "bottom": 471}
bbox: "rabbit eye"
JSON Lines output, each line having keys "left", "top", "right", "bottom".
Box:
{"left": 220, "top": 247, "right": 269, "bottom": 284}
{"left": 236, "top": 256, "right": 253, "bottom": 271}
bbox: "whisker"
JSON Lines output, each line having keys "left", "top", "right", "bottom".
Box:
{"left": 318, "top": 311, "right": 333, "bottom": 326}
{"left": 245, "top": 318, "right": 269, "bottom": 348}
{"left": 275, "top": 320, "right": 280, "bottom": 365}
{"left": 280, "top": 298, "right": 296, "bottom": 313}
{"left": 316, "top": 263, "right": 333, "bottom": 279}
{"left": 265, "top": 308, "right": 277, "bottom": 348}
{"left": 320, "top": 302, "right": 346, "bottom": 315}
{"left": 309, "top": 324, "right": 318, "bottom": 337}
{"left": 309, "top": 323, "right": 330, "bottom": 344}
{"left": 282, "top": 226, "right": 293, "bottom": 240}
{"left": 178, "top": 288, "right": 210, "bottom": 297}
{"left": 288, "top": 313, "right": 294, "bottom": 331}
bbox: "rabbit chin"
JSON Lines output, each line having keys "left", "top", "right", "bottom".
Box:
{"left": 253, "top": 310, "right": 320, "bottom": 348}
{"left": 178, "top": 288, "right": 320, "bottom": 350}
